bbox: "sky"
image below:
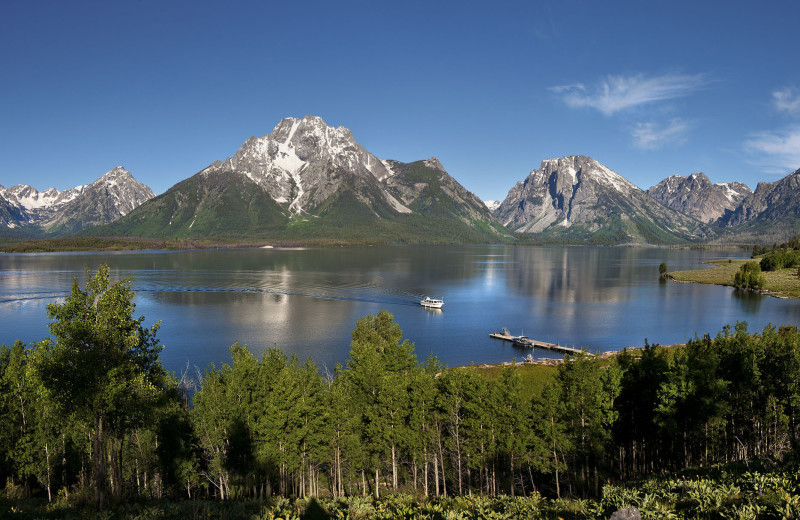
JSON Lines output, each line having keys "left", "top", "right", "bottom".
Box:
{"left": 2, "top": 0, "right": 799, "bottom": 202}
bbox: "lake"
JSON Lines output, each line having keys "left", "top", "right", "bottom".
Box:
{"left": 2, "top": 245, "right": 799, "bottom": 376}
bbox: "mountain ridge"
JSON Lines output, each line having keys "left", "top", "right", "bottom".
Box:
{"left": 492, "top": 155, "right": 708, "bottom": 244}
{"left": 0, "top": 167, "right": 154, "bottom": 236}
{"left": 86, "top": 116, "right": 509, "bottom": 244}
{"left": 4, "top": 115, "right": 800, "bottom": 245}
{"left": 647, "top": 172, "right": 751, "bottom": 224}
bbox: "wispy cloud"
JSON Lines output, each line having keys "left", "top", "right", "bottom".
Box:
{"left": 550, "top": 73, "right": 709, "bottom": 116}
{"left": 631, "top": 119, "right": 689, "bottom": 150}
{"left": 745, "top": 126, "right": 800, "bottom": 173}
{"left": 773, "top": 87, "right": 800, "bottom": 115}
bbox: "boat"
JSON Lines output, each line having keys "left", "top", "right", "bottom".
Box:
{"left": 420, "top": 296, "right": 444, "bottom": 309}
{"left": 513, "top": 336, "right": 534, "bottom": 348}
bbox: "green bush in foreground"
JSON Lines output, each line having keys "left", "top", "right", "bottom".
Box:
{"left": 6, "top": 470, "right": 800, "bottom": 519}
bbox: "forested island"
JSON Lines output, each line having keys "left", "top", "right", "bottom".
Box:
{"left": 3, "top": 267, "right": 800, "bottom": 519}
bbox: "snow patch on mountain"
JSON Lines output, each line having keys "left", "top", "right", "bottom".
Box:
{"left": 484, "top": 200, "right": 501, "bottom": 212}
{"left": 378, "top": 159, "right": 396, "bottom": 181}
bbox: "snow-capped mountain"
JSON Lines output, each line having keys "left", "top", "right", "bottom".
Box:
{"left": 201, "top": 115, "right": 401, "bottom": 215}
{"left": 92, "top": 116, "right": 506, "bottom": 242}
{"left": 493, "top": 156, "right": 706, "bottom": 243}
{"left": 0, "top": 196, "right": 26, "bottom": 228}
{"left": 647, "top": 173, "right": 751, "bottom": 223}
{"left": 0, "top": 167, "right": 154, "bottom": 235}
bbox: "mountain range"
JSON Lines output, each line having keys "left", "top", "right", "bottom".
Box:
{"left": 0, "top": 167, "right": 154, "bottom": 236}
{"left": 646, "top": 173, "right": 751, "bottom": 224}
{"left": 493, "top": 156, "right": 708, "bottom": 244}
{"left": 3, "top": 115, "right": 799, "bottom": 245}
{"left": 85, "top": 115, "right": 509, "bottom": 243}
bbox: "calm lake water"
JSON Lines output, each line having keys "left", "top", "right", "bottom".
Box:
{"left": 2, "top": 245, "right": 799, "bottom": 376}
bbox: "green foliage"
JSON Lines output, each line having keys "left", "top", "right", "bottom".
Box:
{"left": 733, "top": 261, "right": 766, "bottom": 290}
{"left": 0, "top": 237, "right": 168, "bottom": 253}
{"left": 760, "top": 250, "right": 800, "bottom": 271}
{"left": 659, "top": 262, "right": 668, "bottom": 276}
{"left": 30, "top": 265, "right": 182, "bottom": 508}
{"left": 752, "top": 235, "right": 800, "bottom": 257}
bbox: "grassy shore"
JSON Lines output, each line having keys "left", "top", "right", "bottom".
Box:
{"left": 473, "top": 362, "right": 559, "bottom": 401}
{"left": 668, "top": 258, "right": 800, "bottom": 298}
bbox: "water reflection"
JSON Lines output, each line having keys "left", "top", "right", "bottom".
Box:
{"left": 1, "top": 245, "right": 799, "bottom": 375}
{"left": 732, "top": 289, "right": 763, "bottom": 313}
{"left": 507, "top": 247, "right": 639, "bottom": 303}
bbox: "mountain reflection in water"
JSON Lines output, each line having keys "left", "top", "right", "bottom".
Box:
{"left": 1, "top": 245, "right": 798, "bottom": 375}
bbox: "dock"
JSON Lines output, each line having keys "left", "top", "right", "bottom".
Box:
{"left": 489, "top": 331, "right": 590, "bottom": 356}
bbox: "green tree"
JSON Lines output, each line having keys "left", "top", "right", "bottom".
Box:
{"left": 0, "top": 341, "right": 65, "bottom": 501}
{"left": 531, "top": 378, "right": 569, "bottom": 498}
{"left": 405, "top": 355, "right": 439, "bottom": 496}
{"left": 36, "top": 265, "right": 172, "bottom": 509}
{"left": 342, "top": 310, "right": 416, "bottom": 497}
{"left": 659, "top": 262, "right": 667, "bottom": 276}
{"left": 557, "top": 353, "right": 620, "bottom": 497}
{"left": 437, "top": 367, "right": 488, "bottom": 496}
{"left": 192, "top": 363, "right": 233, "bottom": 499}
{"left": 612, "top": 344, "right": 671, "bottom": 478}
{"left": 493, "top": 364, "right": 528, "bottom": 496}
{"left": 327, "top": 366, "right": 361, "bottom": 497}
{"left": 733, "top": 261, "right": 765, "bottom": 290}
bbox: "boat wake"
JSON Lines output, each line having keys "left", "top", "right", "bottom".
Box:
{"left": 136, "top": 285, "right": 424, "bottom": 307}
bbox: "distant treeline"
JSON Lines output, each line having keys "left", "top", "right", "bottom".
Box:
{"left": 752, "top": 235, "right": 800, "bottom": 257}
{"left": 0, "top": 229, "right": 506, "bottom": 253}
{"left": 2, "top": 266, "right": 800, "bottom": 510}
{"left": 755, "top": 236, "right": 800, "bottom": 272}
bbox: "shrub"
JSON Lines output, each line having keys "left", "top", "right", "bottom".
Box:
{"left": 760, "top": 250, "right": 800, "bottom": 271}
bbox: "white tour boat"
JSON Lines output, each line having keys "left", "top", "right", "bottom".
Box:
{"left": 420, "top": 297, "right": 444, "bottom": 309}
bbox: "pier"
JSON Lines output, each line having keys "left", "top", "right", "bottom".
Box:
{"left": 490, "top": 331, "right": 590, "bottom": 356}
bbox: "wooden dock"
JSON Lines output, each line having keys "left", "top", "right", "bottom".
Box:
{"left": 489, "top": 331, "right": 590, "bottom": 356}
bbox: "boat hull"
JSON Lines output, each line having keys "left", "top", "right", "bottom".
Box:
{"left": 420, "top": 298, "right": 444, "bottom": 309}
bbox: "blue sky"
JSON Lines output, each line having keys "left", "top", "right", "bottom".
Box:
{"left": 2, "top": 0, "right": 799, "bottom": 202}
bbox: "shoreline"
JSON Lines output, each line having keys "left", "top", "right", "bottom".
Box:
{"left": 473, "top": 342, "right": 688, "bottom": 370}
{"left": 667, "top": 258, "right": 800, "bottom": 299}
{"left": 0, "top": 235, "right": 759, "bottom": 254}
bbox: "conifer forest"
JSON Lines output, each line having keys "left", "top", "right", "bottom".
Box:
{"left": 4, "top": 266, "right": 800, "bottom": 519}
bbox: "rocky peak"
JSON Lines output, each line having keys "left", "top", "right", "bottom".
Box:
{"left": 95, "top": 166, "right": 132, "bottom": 184}
{"left": 536, "top": 156, "right": 639, "bottom": 194}
{"left": 0, "top": 167, "right": 155, "bottom": 234}
{"left": 1, "top": 183, "right": 68, "bottom": 210}
{"left": 494, "top": 155, "right": 642, "bottom": 232}
{"left": 718, "top": 168, "right": 800, "bottom": 228}
{"left": 424, "top": 157, "right": 446, "bottom": 172}
{"left": 217, "top": 115, "right": 395, "bottom": 214}
{"left": 493, "top": 155, "right": 703, "bottom": 242}
{"left": 647, "top": 172, "right": 751, "bottom": 223}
